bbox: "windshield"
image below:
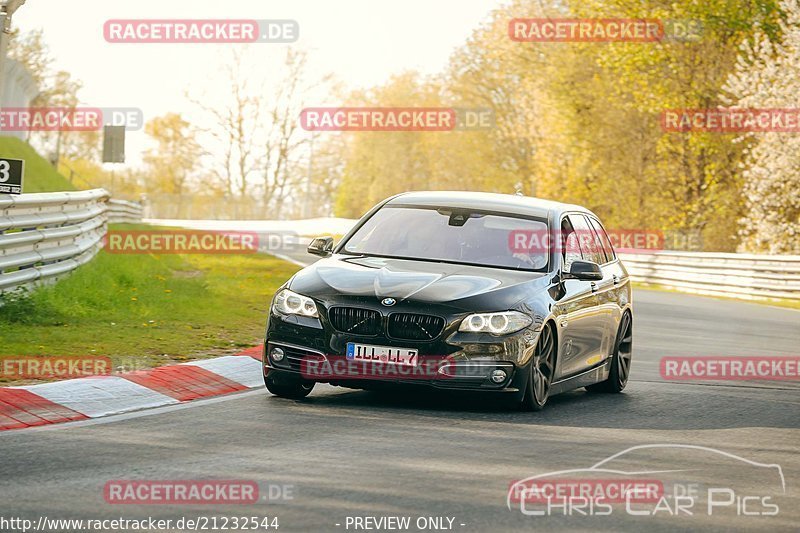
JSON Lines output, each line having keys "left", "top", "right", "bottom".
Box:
{"left": 341, "top": 206, "right": 549, "bottom": 271}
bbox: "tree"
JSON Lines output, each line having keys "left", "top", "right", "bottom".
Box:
{"left": 724, "top": 0, "right": 800, "bottom": 253}
{"left": 8, "top": 29, "right": 101, "bottom": 167}
{"left": 7, "top": 28, "right": 50, "bottom": 88}
{"left": 189, "top": 51, "right": 261, "bottom": 206}
{"left": 259, "top": 49, "right": 331, "bottom": 215}
{"left": 527, "top": 0, "right": 783, "bottom": 250}
{"left": 189, "top": 48, "right": 331, "bottom": 218}
{"left": 332, "top": 72, "right": 446, "bottom": 217}
{"left": 309, "top": 131, "right": 347, "bottom": 216}
{"left": 143, "top": 113, "right": 203, "bottom": 217}
{"left": 327, "top": 0, "right": 781, "bottom": 249}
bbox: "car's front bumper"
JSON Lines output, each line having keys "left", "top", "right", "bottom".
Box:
{"left": 264, "top": 305, "right": 540, "bottom": 399}
{"left": 262, "top": 339, "right": 529, "bottom": 397}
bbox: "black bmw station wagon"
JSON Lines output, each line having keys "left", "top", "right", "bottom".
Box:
{"left": 263, "top": 191, "right": 632, "bottom": 410}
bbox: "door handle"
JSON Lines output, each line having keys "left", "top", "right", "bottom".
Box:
{"left": 591, "top": 282, "right": 598, "bottom": 293}
{"left": 612, "top": 275, "right": 619, "bottom": 285}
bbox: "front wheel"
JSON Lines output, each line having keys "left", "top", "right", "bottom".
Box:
{"left": 586, "top": 312, "right": 632, "bottom": 393}
{"left": 520, "top": 323, "right": 556, "bottom": 411}
{"left": 264, "top": 371, "right": 315, "bottom": 399}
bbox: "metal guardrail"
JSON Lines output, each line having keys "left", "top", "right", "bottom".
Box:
{"left": 107, "top": 199, "right": 144, "bottom": 224}
{"left": 0, "top": 189, "right": 141, "bottom": 295}
{"left": 619, "top": 251, "right": 800, "bottom": 300}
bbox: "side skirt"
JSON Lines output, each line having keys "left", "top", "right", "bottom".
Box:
{"left": 550, "top": 361, "right": 611, "bottom": 395}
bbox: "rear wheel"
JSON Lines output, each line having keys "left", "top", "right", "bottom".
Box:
{"left": 520, "top": 323, "right": 555, "bottom": 411}
{"left": 587, "top": 312, "right": 632, "bottom": 393}
{"left": 264, "top": 371, "right": 315, "bottom": 399}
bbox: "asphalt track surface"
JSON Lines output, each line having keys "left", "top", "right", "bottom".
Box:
{"left": 2, "top": 240, "right": 798, "bottom": 532}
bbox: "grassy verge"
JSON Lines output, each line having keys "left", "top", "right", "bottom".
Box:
{"left": 0, "top": 226, "right": 301, "bottom": 383}
{"left": 0, "top": 136, "right": 77, "bottom": 192}
{"left": 632, "top": 282, "right": 800, "bottom": 310}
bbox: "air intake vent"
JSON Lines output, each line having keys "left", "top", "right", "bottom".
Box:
{"left": 388, "top": 313, "right": 445, "bottom": 341}
{"left": 328, "top": 307, "right": 382, "bottom": 336}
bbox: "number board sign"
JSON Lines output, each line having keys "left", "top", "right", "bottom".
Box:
{"left": 102, "top": 125, "right": 126, "bottom": 163}
{"left": 0, "top": 158, "right": 24, "bottom": 195}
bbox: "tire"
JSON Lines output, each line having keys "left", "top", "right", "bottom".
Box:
{"left": 586, "top": 311, "right": 632, "bottom": 394}
{"left": 264, "top": 371, "right": 315, "bottom": 399}
{"left": 520, "top": 323, "right": 556, "bottom": 411}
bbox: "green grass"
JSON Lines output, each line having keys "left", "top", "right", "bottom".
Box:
{"left": 0, "top": 136, "right": 77, "bottom": 192}
{"left": 0, "top": 226, "right": 301, "bottom": 382}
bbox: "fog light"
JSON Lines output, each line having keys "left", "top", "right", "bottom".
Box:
{"left": 490, "top": 369, "right": 507, "bottom": 383}
{"left": 270, "top": 347, "right": 285, "bottom": 362}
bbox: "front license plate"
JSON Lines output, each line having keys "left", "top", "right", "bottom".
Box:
{"left": 346, "top": 343, "right": 418, "bottom": 366}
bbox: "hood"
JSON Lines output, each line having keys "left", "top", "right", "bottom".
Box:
{"left": 288, "top": 254, "right": 550, "bottom": 309}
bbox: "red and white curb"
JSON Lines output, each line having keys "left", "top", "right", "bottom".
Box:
{"left": 0, "top": 346, "right": 264, "bottom": 431}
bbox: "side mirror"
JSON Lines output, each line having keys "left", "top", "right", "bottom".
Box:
{"left": 307, "top": 236, "right": 334, "bottom": 257}
{"left": 567, "top": 260, "right": 603, "bottom": 281}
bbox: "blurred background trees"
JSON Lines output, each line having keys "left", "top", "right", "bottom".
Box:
{"left": 724, "top": 0, "right": 800, "bottom": 253}
{"left": 328, "top": 0, "right": 787, "bottom": 252}
{"left": 6, "top": 0, "right": 799, "bottom": 252}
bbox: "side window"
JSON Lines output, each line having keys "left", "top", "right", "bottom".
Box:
{"left": 567, "top": 214, "right": 605, "bottom": 265}
{"left": 561, "top": 217, "right": 581, "bottom": 272}
{"left": 588, "top": 216, "right": 616, "bottom": 262}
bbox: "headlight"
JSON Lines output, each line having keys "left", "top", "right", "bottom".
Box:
{"left": 458, "top": 311, "right": 532, "bottom": 335}
{"left": 273, "top": 289, "right": 319, "bottom": 318}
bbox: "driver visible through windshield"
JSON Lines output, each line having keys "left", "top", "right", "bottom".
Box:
{"left": 341, "top": 206, "right": 549, "bottom": 271}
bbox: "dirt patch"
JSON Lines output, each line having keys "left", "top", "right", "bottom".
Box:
{"left": 173, "top": 270, "right": 203, "bottom": 278}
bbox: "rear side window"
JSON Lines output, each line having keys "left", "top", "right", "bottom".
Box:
{"left": 588, "top": 216, "right": 616, "bottom": 262}
{"left": 567, "top": 214, "right": 606, "bottom": 265}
